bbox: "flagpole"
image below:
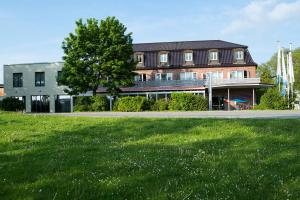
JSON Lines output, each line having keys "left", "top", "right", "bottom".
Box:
{"left": 287, "top": 53, "right": 290, "bottom": 108}
{"left": 276, "top": 41, "right": 281, "bottom": 92}
{"left": 290, "top": 43, "right": 294, "bottom": 109}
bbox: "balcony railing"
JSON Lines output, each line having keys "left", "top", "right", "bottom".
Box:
{"left": 133, "top": 78, "right": 261, "bottom": 88}
{"left": 210, "top": 78, "right": 261, "bottom": 87}
{"left": 134, "top": 80, "right": 205, "bottom": 87}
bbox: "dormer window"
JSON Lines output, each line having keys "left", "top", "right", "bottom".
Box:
{"left": 160, "top": 53, "right": 168, "bottom": 63}
{"left": 159, "top": 52, "right": 169, "bottom": 67}
{"left": 136, "top": 54, "right": 143, "bottom": 63}
{"left": 233, "top": 49, "right": 245, "bottom": 64}
{"left": 208, "top": 50, "right": 220, "bottom": 65}
{"left": 184, "top": 52, "right": 193, "bottom": 62}
{"left": 209, "top": 51, "right": 218, "bottom": 61}
{"left": 134, "top": 52, "right": 144, "bottom": 67}
{"left": 235, "top": 50, "right": 244, "bottom": 60}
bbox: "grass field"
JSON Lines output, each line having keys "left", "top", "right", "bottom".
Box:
{"left": 0, "top": 112, "right": 299, "bottom": 199}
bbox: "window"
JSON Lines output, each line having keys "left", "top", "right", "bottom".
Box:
{"left": 212, "top": 72, "right": 223, "bottom": 79}
{"left": 57, "top": 71, "right": 62, "bottom": 86}
{"left": 230, "top": 70, "right": 248, "bottom": 79}
{"left": 134, "top": 74, "right": 147, "bottom": 82}
{"left": 31, "top": 95, "right": 50, "bottom": 113}
{"left": 180, "top": 72, "right": 197, "bottom": 80}
{"left": 235, "top": 50, "right": 244, "bottom": 60}
{"left": 35, "top": 72, "right": 45, "bottom": 87}
{"left": 13, "top": 73, "right": 23, "bottom": 87}
{"left": 136, "top": 54, "right": 143, "bottom": 64}
{"left": 184, "top": 52, "right": 193, "bottom": 62}
{"left": 209, "top": 51, "right": 218, "bottom": 61}
{"left": 204, "top": 72, "right": 223, "bottom": 80}
{"left": 160, "top": 53, "right": 168, "bottom": 63}
{"left": 155, "top": 73, "right": 172, "bottom": 81}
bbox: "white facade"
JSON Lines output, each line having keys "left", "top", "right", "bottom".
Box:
{"left": 4, "top": 62, "right": 72, "bottom": 113}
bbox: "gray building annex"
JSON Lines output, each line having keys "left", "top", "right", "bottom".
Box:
{"left": 4, "top": 62, "right": 73, "bottom": 113}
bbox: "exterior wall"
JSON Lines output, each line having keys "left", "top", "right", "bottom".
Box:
{"left": 134, "top": 66, "right": 257, "bottom": 81}
{"left": 4, "top": 62, "right": 70, "bottom": 113}
{"left": 0, "top": 87, "right": 4, "bottom": 96}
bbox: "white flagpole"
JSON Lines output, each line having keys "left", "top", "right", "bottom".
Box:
{"left": 287, "top": 54, "right": 290, "bottom": 108}
{"left": 276, "top": 41, "right": 282, "bottom": 91}
{"left": 289, "top": 43, "right": 295, "bottom": 108}
{"left": 281, "top": 47, "right": 287, "bottom": 97}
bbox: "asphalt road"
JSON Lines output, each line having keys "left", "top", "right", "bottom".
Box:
{"left": 49, "top": 110, "right": 300, "bottom": 119}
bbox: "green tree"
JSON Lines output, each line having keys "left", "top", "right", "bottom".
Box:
{"left": 257, "top": 64, "right": 274, "bottom": 84}
{"left": 256, "top": 87, "right": 288, "bottom": 110}
{"left": 61, "top": 17, "right": 136, "bottom": 99}
{"left": 258, "top": 48, "right": 300, "bottom": 90}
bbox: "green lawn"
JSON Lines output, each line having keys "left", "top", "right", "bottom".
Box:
{"left": 0, "top": 112, "right": 299, "bottom": 200}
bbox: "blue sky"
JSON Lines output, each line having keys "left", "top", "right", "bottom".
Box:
{"left": 1, "top": 0, "right": 300, "bottom": 84}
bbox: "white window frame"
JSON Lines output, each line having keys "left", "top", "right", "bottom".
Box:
{"left": 180, "top": 72, "right": 197, "bottom": 80}
{"left": 184, "top": 52, "right": 193, "bottom": 62}
{"left": 235, "top": 51, "right": 244, "bottom": 60}
{"left": 136, "top": 54, "right": 143, "bottom": 64}
{"left": 204, "top": 71, "right": 223, "bottom": 80}
{"left": 230, "top": 70, "right": 246, "bottom": 79}
{"left": 160, "top": 53, "right": 168, "bottom": 63}
{"left": 135, "top": 74, "right": 147, "bottom": 82}
{"left": 155, "top": 73, "right": 172, "bottom": 81}
{"left": 209, "top": 51, "right": 218, "bottom": 61}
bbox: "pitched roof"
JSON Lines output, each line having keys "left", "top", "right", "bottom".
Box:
{"left": 133, "top": 40, "right": 247, "bottom": 52}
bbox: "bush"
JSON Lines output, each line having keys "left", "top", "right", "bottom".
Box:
{"left": 73, "top": 96, "right": 92, "bottom": 111}
{"left": 91, "top": 96, "right": 109, "bottom": 111}
{"left": 74, "top": 96, "right": 109, "bottom": 111}
{"left": 169, "top": 93, "right": 208, "bottom": 111}
{"left": 114, "top": 96, "right": 150, "bottom": 112}
{"left": 256, "top": 87, "right": 288, "bottom": 110}
{"left": 151, "top": 99, "right": 169, "bottom": 111}
{"left": 0, "top": 97, "right": 24, "bottom": 111}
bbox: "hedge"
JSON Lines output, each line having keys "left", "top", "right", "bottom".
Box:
{"left": 74, "top": 93, "right": 208, "bottom": 112}
{"left": 91, "top": 96, "right": 109, "bottom": 111}
{"left": 169, "top": 93, "right": 208, "bottom": 111}
{"left": 150, "top": 99, "right": 169, "bottom": 111}
{"left": 255, "top": 87, "right": 288, "bottom": 110}
{"left": 0, "top": 97, "right": 24, "bottom": 111}
{"left": 74, "top": 96, "right": 108, "bottom": 112}
{"left": 114, "top": 96, "right": 150, "bottom": 112}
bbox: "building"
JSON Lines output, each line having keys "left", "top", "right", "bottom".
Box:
{"left": 98, "top": 40, "right": 271, "bottom": 110}
{"left": 4, "top": 40, "right": 271, "bottom": 112}
{"left": 4, "top": 62, "right": 72, "bottom": 113}
{"left": 0, "top": 84, "right": 4, "bottom": 97}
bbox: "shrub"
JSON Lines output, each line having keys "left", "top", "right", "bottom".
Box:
{"left": 169, "top": 93, "right": 208, "bottom": 111}
{"left": 91, "top": 96, "right": 109, "bottom": 111}
{"left": 114, "top": 96, "right": 150, "bottom": 112}
{"left": 0, "top": 97, "right": 24, "bottom": 111}
{"left": 151, "top": 99, "right": 169, "bottom": 111}
{"left": 73, "top": 96, "right": 92, "bottom": 111}
{"left": 256, "top": 87, "right": 288, "bottom": 110}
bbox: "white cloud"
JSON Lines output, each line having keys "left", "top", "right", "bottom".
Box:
{"left": 222, "top": 0, "right": 300, "bottom": 34}
{"left": 269, "top": 0, "right": 300, "bottom": 21}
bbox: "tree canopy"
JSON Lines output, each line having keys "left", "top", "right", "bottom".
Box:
{"left": 257, "top": 48, "right": 300, "bottom": 90}
{"left": 60, "top": 17, "right": 136, "bottom": 95}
